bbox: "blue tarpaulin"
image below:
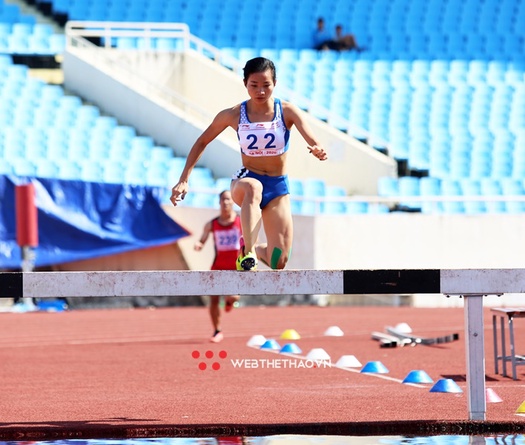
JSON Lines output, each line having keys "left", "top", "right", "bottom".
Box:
{"left": 0, "top": 175, "right": 190, "bottom": 269}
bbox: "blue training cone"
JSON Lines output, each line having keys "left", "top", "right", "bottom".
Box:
{"left": 260, "top": 339, "right": 281, "bottom": 350}
{"left": 360, "top": 361, "right": 389, "bottom": 374}
{"left": 402, "top": 370, "right": 434, "bottom": 384}
{"left": 429, "top": 378, "right": 463, "bottom": 393}
{"left": 280, "top": 343, "right": 302, "bottom": 354}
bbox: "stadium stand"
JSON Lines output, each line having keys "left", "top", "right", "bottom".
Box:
{"left": 0, "top": 2, "right": 65, "bottom": 67}
{"left": 3, "top": 0, "right": 525, "bottom": 214}
{"left": 0, "top": 51, "right": 222, "bottom": 206}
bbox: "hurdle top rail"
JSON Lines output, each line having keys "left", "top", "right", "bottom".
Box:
{"left": 1, "top": 268, "right": 522, "bottom": 423}
{"left": 0, "top": 269, "right": 523, "bottom": 298}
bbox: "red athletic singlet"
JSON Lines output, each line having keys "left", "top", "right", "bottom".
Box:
{"left": 210, "top": 215, "right": 242, "bottom": 271}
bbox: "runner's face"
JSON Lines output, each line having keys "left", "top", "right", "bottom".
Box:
{"left": 245, "top": 70, "right": 275, "bottom": 103}
{"left": 220, "top": 192, "right": 233, "bottom": 210}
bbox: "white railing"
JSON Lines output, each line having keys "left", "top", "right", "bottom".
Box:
{"left": 64, "top": 22, "right": 218, "bottom": 123}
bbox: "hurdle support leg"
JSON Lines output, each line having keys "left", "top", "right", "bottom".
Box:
{"left": 463, "top": 294, "right": 486, "bottom": 421}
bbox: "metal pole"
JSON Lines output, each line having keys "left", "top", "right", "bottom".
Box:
{"left": 464, "top": 294, "right": 486, "bottom": 420}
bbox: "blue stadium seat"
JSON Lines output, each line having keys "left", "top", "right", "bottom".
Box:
{"left": 480, "top": 178, "right": 506, "bottom": 213}
{"left": 57, "top": 95, "right": 82, "bottom": 112}
{"left": 145, "top": 162, "right": 169, "bottom": 187}
{"left": 48, "top": 34, "right": 66, "bottom": 53}
{"left": 288, "top": 178, "right": 304, "bottom": 197}
{"left": 131, "top": 135, "right": 154, "bottom": 150}
{"left": 460, "top": 179, "right": 486, "bottom": 214}
{"left": 303, "top": 178, "right": 327, "bottom": 197}
{"left": 8, "top": 34, "right": 29, "bottom": 53}
{"left": 92, "top": 116, "right": 117, "bottom": 136}
{"left": 76, "top": 105, "right": 100, "bottom": 126}
{"left": 102, "top": 161, "right": 126, "bottom": 184}
{"left": 185, "top": 192, "right": 218, "bottom": 209}
{"left": 503, "top": 189, "right": 525, "bottom": 213}
{"left": 66, "top": 130, "right": 89, "bottom": 159}
{"left": 27, "top": 34, "right": 51, "bottom": 54}
{"left": 112, "top": 125, "right": 136, "bottom": 143}
{"left": 11, "top": 23, "right": 31, "bottom": 37}
{"left": 116, "top": 37, "right": 137, "bottom": 49}
{"left": 345, "top": 201, "right": 369, "bottom": 214}
{"left": 123, "top": 162, "right": 147, "bottom": 186}
{"left": 167, "top": 157, "right": 186, "bottom": 178}
{"left": 11, "top": 158, "right": 36, "bottom": 177}
{"left": 215, "top": 177, "right": 233, "bottom": 193}
{"left": 324, "top": 185, "right": 346, "bottom": 214}
{"left": 398, "top": 176, "right": 421, "bottom": 210}
{"left": 0, "top": 4, "right": 20, "bottom": 22}
{"left": 36, "top": 159, "right": 60, "bottom": 179}
{"left": 190, "top": 166, "right": 214, "bottom": 183}
{"left": 51, "top": 0, "right": 71, "bottom": 15}
{"left": 149, "top": 146, "right": 174, "bottom": 162}
{"left": 32, "top": 23, "right": 53, "bottom": 38}
{"left": 439, "top": 179, "right": 465, "bottom": 213}
{"left": 0, "top": 157, "right": 14, "bottom": 175}
{"left": 0, "top": 53, "right": 12, "bottom": 67}
{"left": 377, "top": 176, "right": 399, "bottom": 197}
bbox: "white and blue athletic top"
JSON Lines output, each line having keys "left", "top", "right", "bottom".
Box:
{"left": 237, "top": 98, "right": 290, "bottom": 157}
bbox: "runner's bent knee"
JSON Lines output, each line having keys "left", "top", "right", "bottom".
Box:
{"left": 232, "top": 179, "right": 263, "bottom": 207}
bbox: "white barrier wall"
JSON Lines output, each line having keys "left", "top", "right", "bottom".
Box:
{"left": 167, "top": 207, "right": 525, "bottom": 270}
{"left": 165, "top": 206, "right": 525, "bottom": 307}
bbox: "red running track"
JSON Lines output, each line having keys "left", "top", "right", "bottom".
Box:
{"left": 0, "top": 305, "right": 524, "bottom": 440}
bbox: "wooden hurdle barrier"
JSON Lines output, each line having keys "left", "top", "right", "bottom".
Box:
{"left": 2, "top": 268, "right": 525, "bottom": 421}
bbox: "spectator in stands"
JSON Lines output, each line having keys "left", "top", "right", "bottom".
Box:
{"left": 334, "top": 24, "right": 363, "bottom": 52}
{"left": 171, "top": 57, "right": 327, "bottom": 272}
{"left": 313, "top": 17, "right": 333, "bottom": 50}
{"left": 194, "top": 190, "right": 242, "bottom": 343}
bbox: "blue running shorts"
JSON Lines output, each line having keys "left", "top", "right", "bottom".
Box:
{"left": 234, "top": 167, "right": 290, "bottom": 209}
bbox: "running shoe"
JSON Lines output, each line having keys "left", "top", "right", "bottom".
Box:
{"left": 236, "top": 251, "right": 258, "bottom": 271}
{"left": 210, "top": 331, "right": 224, "bottom": 343}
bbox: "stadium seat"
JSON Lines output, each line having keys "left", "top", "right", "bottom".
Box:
{"left": 123, "top": 161, "right": 148, "bottom": 185}
{"left": 11, "top": 158, "right": 36, "bottom": 177}
{"left": 100, "top": 161, "right": 125, "bottom": 184}
{"left": 345, "top": 201, "right": 369, "bottom": 214}
{"left": 480, "top": 178, "right": 506, "bottom": 213}
{"left": 398, "top": 176, "right": 421, "bottom": 210}
{"left": 35, "top": 159, "right": 59, "bottom": 178}
{"left": 303, "top": 178, "right": 327, "bottom": 197}
{"left": 214, "top": 177, "right": 232, "bottom": 193}
{"left": 288, "top": 178, "right": 304, "bottom": 197}
{"left": 323, "top": 185, "right": 347, "bottom": 214}
{"left": 189, "top": 166, "right": 214, "bottom": 187}
{"left": 460, "top": 179, "right": 486, "bottom": 214}
{"left": 377, "top": 176, "right": 399, "bottom": 197}
{"left": 2, "top": 0, "right": 525, "bottom": 215}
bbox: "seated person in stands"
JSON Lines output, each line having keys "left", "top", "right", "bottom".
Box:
{"left": 334, "top": 24, "right": 363, "bottom": 51}
{"left": 313, "top": 17, "right": 333, "bottom": 50}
